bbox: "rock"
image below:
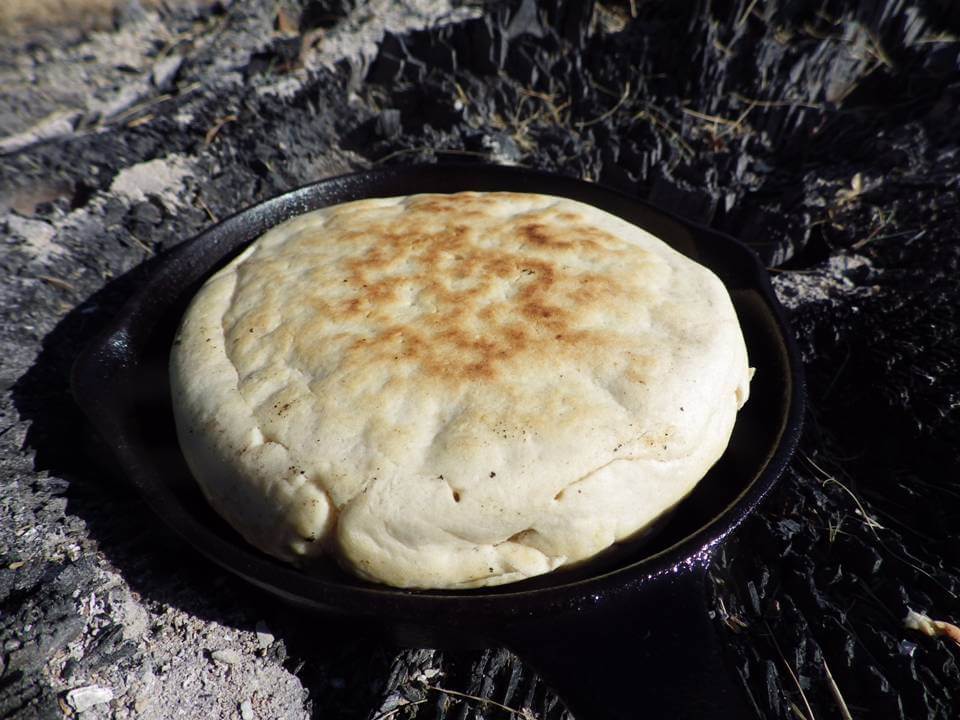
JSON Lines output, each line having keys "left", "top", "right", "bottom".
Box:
{"left": 210, "top": 648, "right": 242, "bottom": 666}
{"left": 108, "top": 155, "right": 194, "bottom": 207}
{"left": 130, "top": 200, "right": 164, "bottom": 225}
{"left": 240, "top": 699, "right": 255, "bottom": 720}
{"left": 152, "top": 55, "right": 184, "bottom": 91}
{"left": 133, "top": 694, "right": 150, "bottom": 714}
{"left": 254, "top": 621, "right": 274, "bottom": 648}
{"left": 65, "top": 685, "right": 114, "bottom": 713}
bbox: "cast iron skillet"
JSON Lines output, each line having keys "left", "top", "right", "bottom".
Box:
{"left": 72, "top": 164, "right": 804, "bottom": 719}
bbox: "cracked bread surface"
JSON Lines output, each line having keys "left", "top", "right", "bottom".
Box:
{"left": 169, "top": 192, "right": 751, "bottom": 589}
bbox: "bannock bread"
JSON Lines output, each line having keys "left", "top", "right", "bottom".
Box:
{"left": 170, "top": 192, "right": 751, "bottom": 589}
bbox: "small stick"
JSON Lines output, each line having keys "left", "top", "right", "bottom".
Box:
{"left": 204, "top": 114, "right": 239, "bottom": 146}
{"left": 577, "top": 82, "right": 630, "bottom": 129}
{"left": 766, "top": 624, "right": 816, "bottom": 720}
{"left": 821, "top": 656, "right": 853, "bottom": 720}
{"left": 737, "top": 0, "right": 760, "bottom": 27}
{"left": 108, "top": 93, "right": 173, "bottom": 126}
{"left": 35, "top": 275, "right": 76, "bottom": 292}
{"left": 731, "top": 92, "right": 824, "bottom": 110}
{"left": 803, "top": 454, "right": 884, "bottom": 532}
{"left": 127, "top": 233, "right": 154, "bottom": 255}
{"left": 421, "top": 683, "right": 536, "bottom": 718}
{"left": 196, "top": 195, "right": 218, "bottom": 223}
{"left": 374, "top": 147, "right": 492, "bottom": 164}
{"left": 681, "top": 107, "right": 742, "bottom": 126}
{"left": 632, "top": 109, "right": 694, "bottom": 160}
{"left": 127, "top": 113, "right": 155, "bottom": 128}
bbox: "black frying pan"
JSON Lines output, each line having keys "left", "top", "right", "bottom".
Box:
{"left": 72, "top": 164, "right": 804, "bottom": 719}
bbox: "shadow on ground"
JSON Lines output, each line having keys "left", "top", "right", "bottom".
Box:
{"left": 10, "top": 255, "right": 406, "bottom": 719}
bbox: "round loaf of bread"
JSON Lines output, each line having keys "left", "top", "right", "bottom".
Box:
{"left": 170, "top": 192, "right": 751, "bottom": 589}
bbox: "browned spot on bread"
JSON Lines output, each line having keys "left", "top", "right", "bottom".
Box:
{"left": 520, "top": 222, "right": 572, "bottom": 250}
{"left": 221, "top": 192, "right": 664, "bottom": 386}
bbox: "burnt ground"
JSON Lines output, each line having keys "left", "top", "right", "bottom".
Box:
{"left": 1, "top": 0, "right": 959, "bottom": 718}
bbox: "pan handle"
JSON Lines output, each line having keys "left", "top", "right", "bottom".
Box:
{"left": 501, "top": 554, "right": 751, "bottom": 719}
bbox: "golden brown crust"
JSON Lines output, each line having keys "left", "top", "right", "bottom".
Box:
{"left": 170, "top": 192, "right": 752, "bottom": 589}
{"left": 224, "top": 194, "right": 660, "bottom": 387}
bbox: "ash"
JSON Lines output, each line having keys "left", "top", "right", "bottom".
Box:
{"left": 1, "top": 1, "right": 958, "bottom": 718}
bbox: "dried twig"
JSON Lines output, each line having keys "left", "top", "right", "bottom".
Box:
{"left": 204, "top": 115, "right": 239, "bottom": 146}
{"left": 196, "top": 195, "right": 218, "bottom": 223}
{"left": 806, "top": 455, "right": 958, "bottom": 598}
{"left": 737, "top": 0, "right": 760, "bottom": 27}
{"left": 576, "top": 82, "right": 630, "bottom": 129}
{"left": 851, "top": 209, "right": 895, "bottom": 249}
{"left": 766, "top": 624, "right": 816, "bottom": 720}
{"left": 804, "top": 454, "right": 884, "bottom": 533}
{"left": 516, "top": 87, "right": 570, "bottom": 125}
{"left": 632, "top": 105, "right": 694, "bottom": 160}
{"left": 127, "top": 113, "right": 155, "bottom": 128}
{"left": 914, "top": 32, "right": 960, "bottom": 44}
{"left": 126, "top": 233, "right": 154, "bottom": 256}
{"left": 421, "top": 683, "right": 536, "bottom": 719}
{"left": 821, "top": 656, "right": 853, "bottom": 720}
{"left": 731, "top": 92, "right": 824, "bottom": 110}
{"left": 374, "top": 147, "right": 493, "bottom": 164}
{"left": 681, "top": 107, "right": 742, "bottom": 127}
{"left": 35, "top": 275, "right": 76, "bottom": 292}
{"left": 106, "top": 93, "right": 173, "bottom": 126}
{"left": 863, "top": 28, "right": 894, "bottom": 68}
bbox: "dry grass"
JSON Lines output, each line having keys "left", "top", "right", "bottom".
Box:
{"left": 420, "top": 682, "right": 538, "bottom": 719}
{"left": 821, "top": 655, "right": 854, "bottom": 720}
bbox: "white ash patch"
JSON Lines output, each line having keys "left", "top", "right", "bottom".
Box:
{"left": 46, "top": 562, "right": 310, "bottom": 720}
{"left": 4, "top": 214, "right": 64, "bottom": 264}
{"left": 112, "top": 615, "right": 309, "bottom": 720}
{"left": 151, "top": 54, "right": 184, "bottom": 90}
{"left": 0, "top": 10, "right": 173, "bottom": 138}
{"left": 306, "top": 0, "right": 480, "bottom": 71}
{"left": 772, "top": 253, "right": 879, "bottom": 310}
{"left": 254, "top": 621, "right": 274, "bottom": 648}
{"left": 174, "top": 109, "right": 196, "bottom": 126}
{"left": 481, "top": 133, "right": 523, "bottom": 166}
{"left": 109, "top": 154, "right": 194, "bottom": 207}
{"left": 256, "top": 74, "right": 305, "bottom": 100}
{"left": 65, "top": 684, "right": 114, "bottom": 713}
{"left": 0, "top": 110, "right": 82, "bottom": 155}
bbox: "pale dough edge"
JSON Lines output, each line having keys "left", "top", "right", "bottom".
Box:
{"left": 170, "top": 194, "right": 752, "bottom": 589}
